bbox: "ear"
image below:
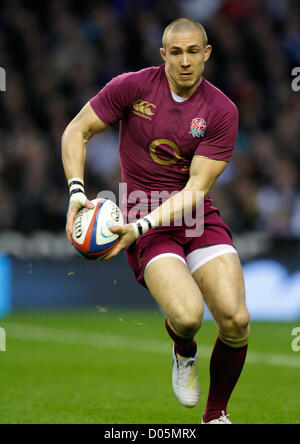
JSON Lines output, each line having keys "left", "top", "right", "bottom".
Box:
{"left": 204, "top": 45, "right": 212, "bottom": 62}
{"left": 160, "top": 47, "right": 166, "bottom": 62}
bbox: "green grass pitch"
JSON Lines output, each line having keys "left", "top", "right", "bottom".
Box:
{"left": 0, "top": 310, "right": 299, "bottom": 424}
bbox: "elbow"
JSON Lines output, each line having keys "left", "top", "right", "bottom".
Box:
{"left": 61, "top": 123, "right": 72, "bottom": 145}
{"left": 62, "top": 123, "right": 86, "bottom": 146}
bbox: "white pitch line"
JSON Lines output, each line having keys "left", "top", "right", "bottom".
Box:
{"left": 3, "top": 323, "right": 300, "bottom": 369}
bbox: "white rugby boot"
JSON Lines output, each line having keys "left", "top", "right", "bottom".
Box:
{"left": 201, "top": 411, "right": 232, "bottom": 424}
{"left": 172, "top": 345, "right": 200, "bottom": 408}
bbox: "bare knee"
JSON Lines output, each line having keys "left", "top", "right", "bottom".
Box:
{"left": 218, "top": 309, "right": 250, "bottom": 339}
{"left": 170, "top": 309, "right": 203, "bottom": 338}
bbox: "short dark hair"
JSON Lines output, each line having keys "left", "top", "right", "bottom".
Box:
{"left": 162, "top": 18, "right": 208, "bottom": 49}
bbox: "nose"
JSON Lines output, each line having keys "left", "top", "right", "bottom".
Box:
{"left": 181, "top": 53, "right": 190, "bottom": 68}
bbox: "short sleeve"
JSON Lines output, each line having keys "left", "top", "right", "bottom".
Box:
{"left": 90, "top": 73, "right": 138, "bottom": 126}
{"left": 194, "top": 104, "right": 239, "bottom": 162}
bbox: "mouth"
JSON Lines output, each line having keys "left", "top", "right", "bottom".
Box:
{"left": 180, "top": 72, "right": 193, "bottom": 79}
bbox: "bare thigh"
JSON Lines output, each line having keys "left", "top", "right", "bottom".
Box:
{"left": 144, "top": 257, "right": 204, "bottom": 338}
{"left": 192, "top": 253, "right": 250, "bottom": 339}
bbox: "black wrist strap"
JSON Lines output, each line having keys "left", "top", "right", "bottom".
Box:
{"left": 136, "top": 222, "right": 144, "bottom": 236}
{"left": 69, "top": 179, "right": 85, "bottom": 196}
{"left": 70, "top": 188, "right": 85, "bottom": 196}
{"left": 143, "top": 216, "right": 153, "bottom": 230}
{"left": 69, "top": 180, "right": 84, "bottom": 187}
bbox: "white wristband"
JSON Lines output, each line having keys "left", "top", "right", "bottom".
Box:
{"left": 131, "top": 215, "right": 157, "bottom": 240}
{"left": 68, "top": 178, "right": 84, "bottom": 193}
{"left": 68, "top": 178, "right": 86, "bottom": 208}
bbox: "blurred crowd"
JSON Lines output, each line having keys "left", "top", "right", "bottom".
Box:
{"left": 0, "top": 0, "right": 300, "bottom": 236}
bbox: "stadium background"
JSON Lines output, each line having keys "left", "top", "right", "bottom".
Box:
{"left": 0, "top": 0, "right": 300, "bottom": 424}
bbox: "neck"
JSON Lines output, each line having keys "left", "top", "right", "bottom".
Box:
{"left": 165, "top": 71, "right": 202, "bottom": 99}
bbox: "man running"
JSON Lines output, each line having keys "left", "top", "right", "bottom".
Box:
{"left": 62, "top": 18, "right": 250, "bottom": 424}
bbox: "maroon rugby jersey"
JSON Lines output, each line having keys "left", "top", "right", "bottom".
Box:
{"left": 90, "top": 65, "right": 238, "bottom": 220}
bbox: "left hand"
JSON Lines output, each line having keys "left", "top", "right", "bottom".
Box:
{"left": 101, "top": 224, "right": 137, "bottom": 261}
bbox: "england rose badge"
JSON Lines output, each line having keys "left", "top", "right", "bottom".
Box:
{"left": 190, "top": 118, "right": 206, "bottom": 138}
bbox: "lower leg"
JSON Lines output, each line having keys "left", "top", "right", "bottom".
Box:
{"left": 203, "top": 331, "right": 249, "bottom": 422}
{"left": 190, "top": 253, "right": 250, "bottom": 421}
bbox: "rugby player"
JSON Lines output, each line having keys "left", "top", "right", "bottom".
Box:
{"left": 62, "top": 18, "right": 250, "bottom": 424}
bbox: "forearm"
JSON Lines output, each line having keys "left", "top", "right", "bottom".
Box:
{"left": 130, "top": 180, "right": 208, "bottom": 239}
{"left": 149, "top": 186, "right": 205, "bottom": 228}
{"left": 147, "top": 163, "right": 223, "bottom": 228}
{"left": 61, "top": 125, "right": 87, "bottom": 183}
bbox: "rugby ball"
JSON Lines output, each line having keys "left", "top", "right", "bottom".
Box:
{"left": 72, "top": 198, "right": 124, "bottom": 260}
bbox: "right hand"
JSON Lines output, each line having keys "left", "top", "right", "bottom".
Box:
{"left": 65, "top": 193, "right": 95, "bottom": 244}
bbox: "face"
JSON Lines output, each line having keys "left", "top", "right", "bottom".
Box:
{"left": 160, "top": 30, "right": 212, "bottom": 97}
